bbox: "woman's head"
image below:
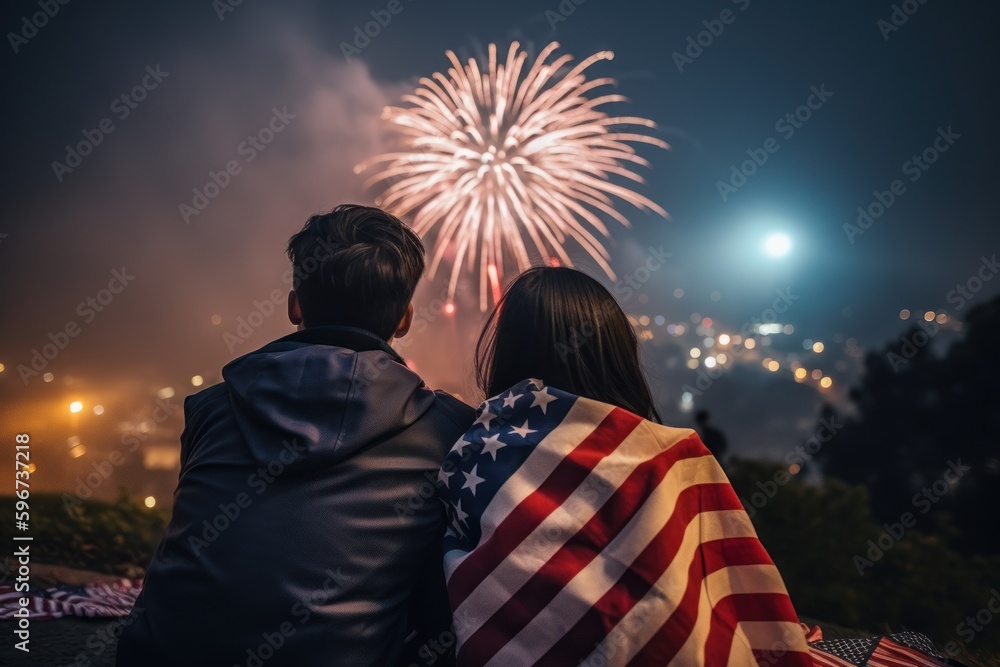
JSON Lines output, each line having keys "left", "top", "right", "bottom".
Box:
{"left": 475, "top": 266, "right": 661, "bottom": 421}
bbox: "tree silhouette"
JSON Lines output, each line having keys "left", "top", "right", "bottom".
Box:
{"left": 817, "top": 294, "right": 1000, "bottom": 557}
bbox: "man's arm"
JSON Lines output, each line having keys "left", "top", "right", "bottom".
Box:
{"left": 396, "top": 536, "right": 456, "bottom": 667}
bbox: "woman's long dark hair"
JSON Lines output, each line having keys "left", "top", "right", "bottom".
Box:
{"left": 475, "top": 266, "right": 662, "bottom": 422}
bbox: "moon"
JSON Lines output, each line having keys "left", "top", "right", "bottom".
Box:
{"left": 763, "top": 232, "right": 792, "bottom": 258}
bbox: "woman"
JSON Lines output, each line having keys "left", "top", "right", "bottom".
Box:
{"left": 436, "top": 267, "right": 813, "bottom": 667}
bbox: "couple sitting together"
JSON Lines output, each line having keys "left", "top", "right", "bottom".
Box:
{"left": 116, "top": 205, "right": 816, "bottom": 666}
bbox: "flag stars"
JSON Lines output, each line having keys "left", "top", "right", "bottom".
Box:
{"left": 453, "top": 438, "right": 474, "bottom": 457}
{"left": 448, "top": 518, "right": 466, "bottom": 540}
{"left": 437, "top": 466, "right": 454, "bottom": 486}
{"left": 474, "top": 408, "right": 497, "bottom": 430}
{"left": 461, "top": 464, "right": 486, "bottom": 496}
{"left": 502, "top": 392, "right": 522, "bottom": 409}
{"left": 530, "top": 387, "right": 557, "bottom": 414}
{"left": 452, "top": 499, "right": 469, "bottom": 525}
{"left": 510, "top": 421, "right": 537, "bottom": 438}
{"left": 480, "top": 434, "right": 506, "bottom": 461}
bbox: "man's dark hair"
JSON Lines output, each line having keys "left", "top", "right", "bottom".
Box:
{"left": 286, "top": 204, "right": 424, "bottom": 339}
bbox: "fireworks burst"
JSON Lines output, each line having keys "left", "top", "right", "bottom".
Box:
{"left": 356, "top": 41, "right": 668, "bottom": 310}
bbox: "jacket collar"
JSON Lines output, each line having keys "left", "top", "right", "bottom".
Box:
{"left": 274, "top": 325, "right": 404, "bottom": 364}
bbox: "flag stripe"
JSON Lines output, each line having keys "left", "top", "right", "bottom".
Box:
{"left": 481, "top": 463, "right": 737, "bottom": 666}
{"left": 452, "top": 419, "right": 685, "bottom": 638}
{"left": 442, "top": 382, "right": 820, "bottom": 667}
{"left": 544, "top": 520, "right": 758, "bottom": 666}
{"left": 459, "top": 435, "right": 708, "bottom": 665}
{"left": 574, "top": 508, "right": 759, "bottom": 667}
{"left": 870, "top": 638, "right": 949, "bottom": 667}
{"left": 447, "top": 407, "right": 643, "bottom": 607}
{"left": 704, "top": 592, "right": 806, "bottom": 666}
{"left": 445, "top": 396, "right": 613, "bottom": 576}
{"left": 807, "top": 648, "right": 857, "bottom": 667}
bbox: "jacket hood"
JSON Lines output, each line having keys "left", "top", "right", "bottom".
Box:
{"left": 222, "top": 326, "right": 435, "bottom": 471}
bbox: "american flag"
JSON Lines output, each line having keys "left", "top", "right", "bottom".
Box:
{"left": 0, "top": 579, "right": 141, "bottom": 620}
{"left": 437, "top": 379, "right": 814, "bottom": 666}
{"left": 808, "top": 632, "right": 967, "bottom": 667}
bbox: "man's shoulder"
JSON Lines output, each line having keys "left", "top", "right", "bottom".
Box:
{"left": 182, "top": 382, "right": 231, "bottom": 423}
{"left": 427, "top": 390, "right": 476, "bottom": 433}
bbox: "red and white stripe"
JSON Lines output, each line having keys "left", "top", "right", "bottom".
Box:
{"left": 868, "top": 638, "right": 951, "bottom": 667}
{"left": 446, "top": 396, "right": 813, "bottom": 666}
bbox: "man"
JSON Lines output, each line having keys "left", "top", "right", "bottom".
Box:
{"left": 117, "top": 205, "right": 473, "bottom": 666}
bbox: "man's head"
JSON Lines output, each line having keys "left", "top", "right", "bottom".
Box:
{"left": 285, "top": 204, "right": 424, "bottom": 341}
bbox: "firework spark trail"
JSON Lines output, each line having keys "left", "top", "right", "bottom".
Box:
{"left": 356, "top": 41, "right": 669, "bottom": 311}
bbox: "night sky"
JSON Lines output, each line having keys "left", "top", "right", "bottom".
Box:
{"left": 1, "top": 0, "right": 998, "bottom": 503}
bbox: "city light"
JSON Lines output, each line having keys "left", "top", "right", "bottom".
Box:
{"left": 69, "top": 401, "right": 83, "bottom": 413}
{"left": 191, "top": 375, "right": 204, "bottom": 387}
{"left": 812, "top": 341, "right": 825, "bottom": 353}
{"left": 144, "top": 496, "right": 157, "bottom": 508}
{"left": 820, "top": 377, "right": 833, "bottom": 389}
{"left": 93, "top": 405, "right": 105, "bottom": 415}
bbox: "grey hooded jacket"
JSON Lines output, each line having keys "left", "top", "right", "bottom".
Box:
{"left": 117, "top": 326, "right": 473, "bottom": 666}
